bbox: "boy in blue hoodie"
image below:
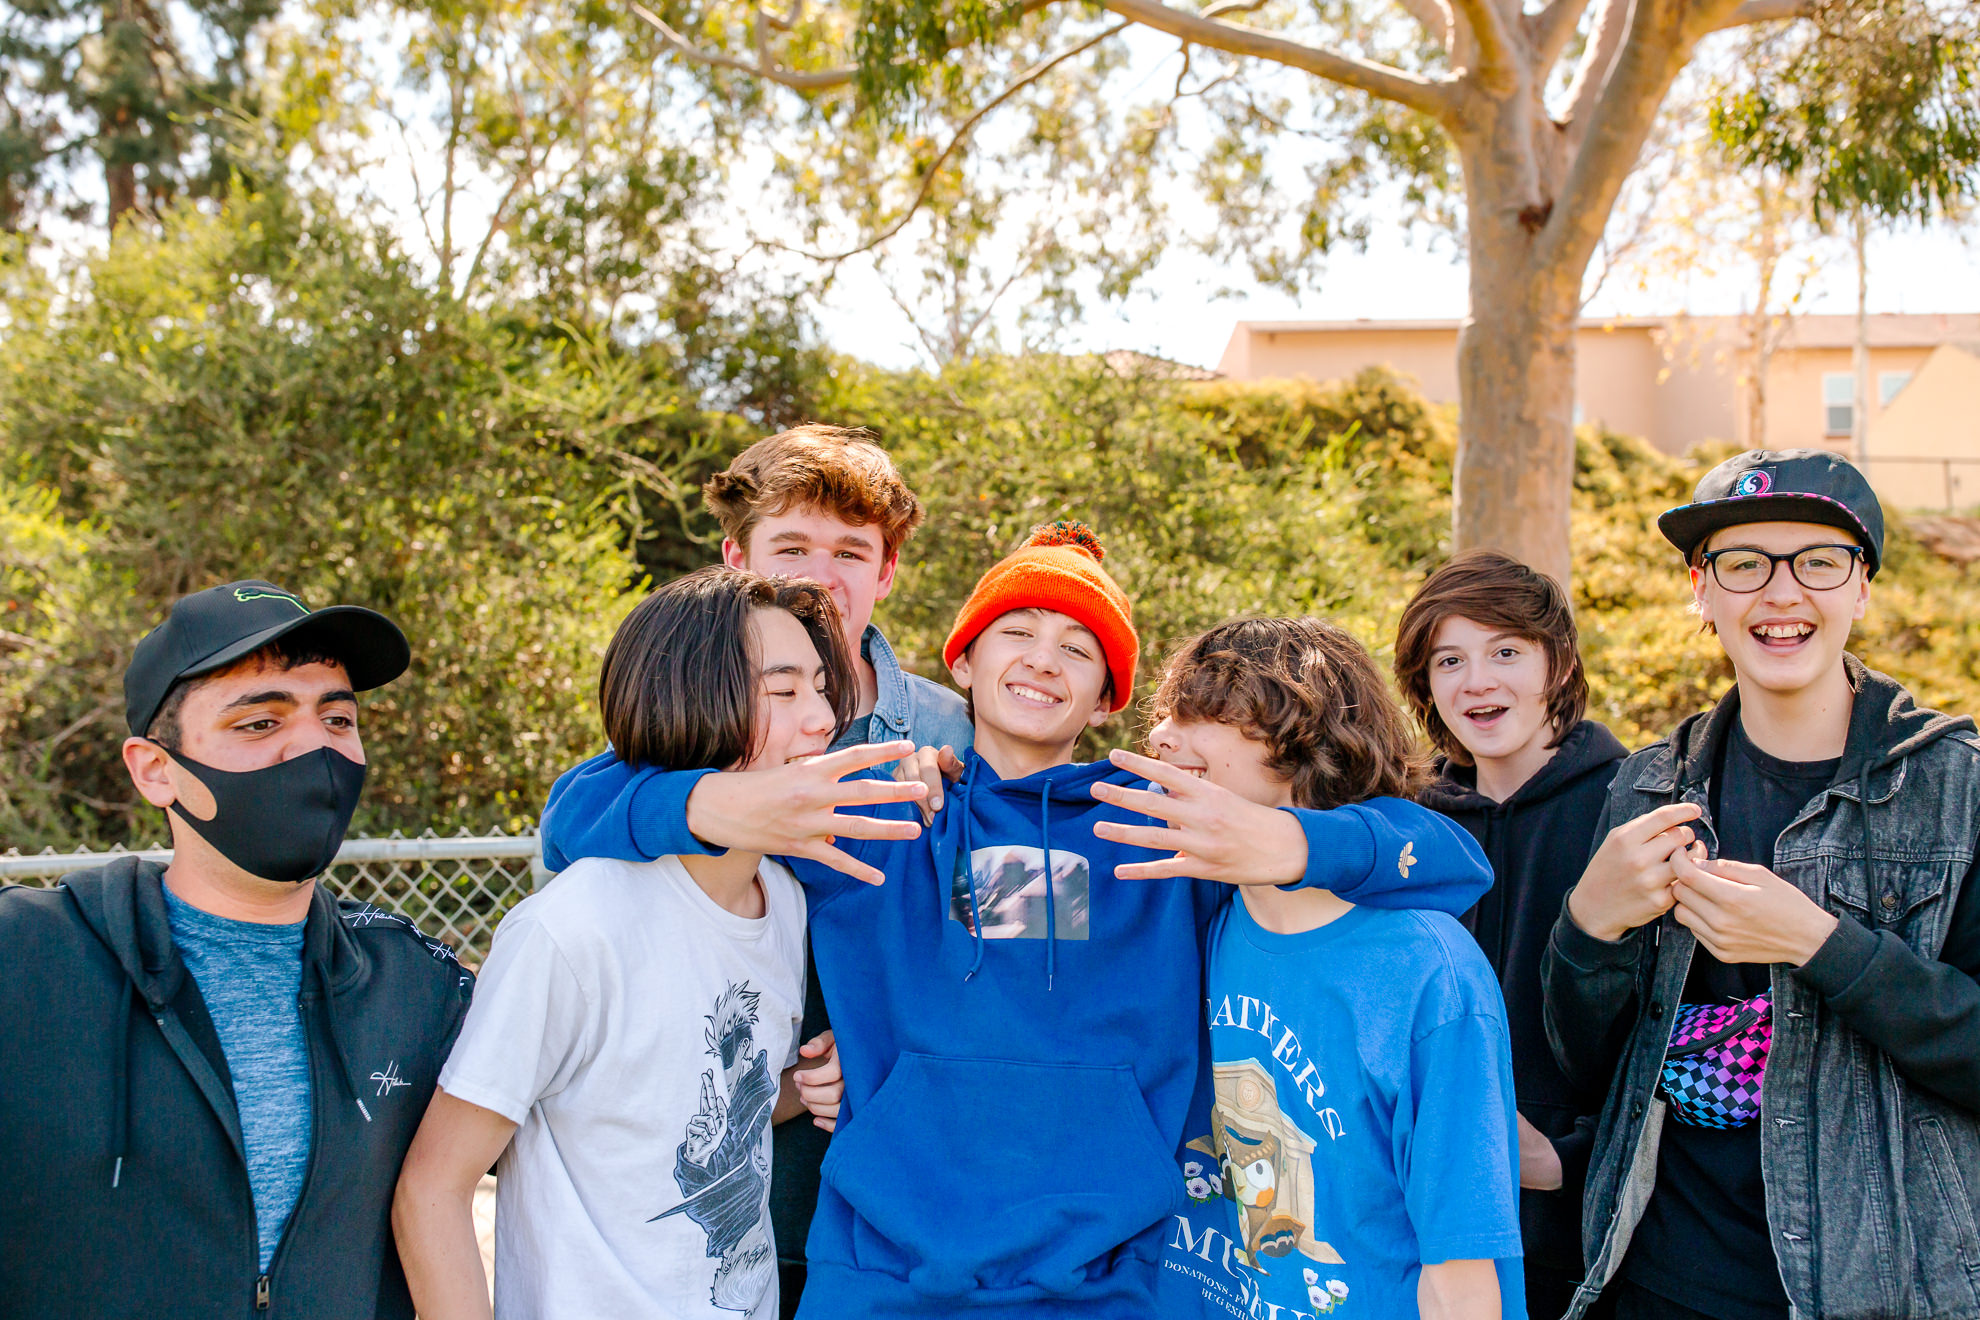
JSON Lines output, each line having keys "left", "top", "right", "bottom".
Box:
{"left": 538, "top": 524, "right": 1492, "bottom": 1319}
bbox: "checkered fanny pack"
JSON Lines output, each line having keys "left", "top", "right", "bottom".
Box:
{"left": 1658, "top": 993, "right": 1772, "bottom": 1129}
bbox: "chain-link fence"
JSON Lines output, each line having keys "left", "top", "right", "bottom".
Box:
{"left": 0, "top": 829, "right": 548, "bottom": 967}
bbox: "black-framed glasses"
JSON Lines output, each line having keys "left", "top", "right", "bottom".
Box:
{"left": 1699, "top": 544, "right": 1865, "bottom": 593}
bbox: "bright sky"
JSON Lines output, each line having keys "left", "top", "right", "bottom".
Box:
{"left": 810, "top": 198, "right": 1980, "bottom": 373}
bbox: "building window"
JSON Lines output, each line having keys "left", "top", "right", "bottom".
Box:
{"left": 1823, "top": 373, "right": 1855, "bottom": 436}
{"left": 1879, "top": 371, "right": 1913, "bottom": 407}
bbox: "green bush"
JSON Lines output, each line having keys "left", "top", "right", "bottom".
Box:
{"left": 0, "top": 195, "right": 734, "bottom": 848}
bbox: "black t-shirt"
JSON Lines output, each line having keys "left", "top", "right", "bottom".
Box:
{"left": 1621, "top": 718, "right": 1832, "bottom": 1320}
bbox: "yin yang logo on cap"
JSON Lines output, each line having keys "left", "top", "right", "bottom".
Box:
{"left": 1733, "top": 469, "right": 1773, "bottom": 498}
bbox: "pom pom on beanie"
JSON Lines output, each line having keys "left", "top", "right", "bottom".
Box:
{"left": 943, "top": 521, "right": 1138, "bottom": 712}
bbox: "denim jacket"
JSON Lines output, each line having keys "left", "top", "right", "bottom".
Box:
{"left": 1542, "top": 658, "right": 1980, "bottom": 1319}
{"left": 834, "top": 625, "right": 973, "bottom": 762}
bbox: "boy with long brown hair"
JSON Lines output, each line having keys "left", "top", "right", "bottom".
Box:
{"left": 1395, "top": 551, "right": 1626, "bottom": 1319}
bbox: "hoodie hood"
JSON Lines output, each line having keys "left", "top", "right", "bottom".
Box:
{"left": 1655, "top": 654, "right": 1975, "bottom": 801}
{"left": 1422, "top": 720, "right": 1630, "bottom": 816}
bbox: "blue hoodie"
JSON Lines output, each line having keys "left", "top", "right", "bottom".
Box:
{"left": 539, "top": 751, "right": 1491, "bottom": 1319}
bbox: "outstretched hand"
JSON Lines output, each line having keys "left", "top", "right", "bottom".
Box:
{"left": 683, "top": 741, "right": 927, "bottom": 886}
{"left": 1089, "top": 748, "right": 1308, "bottom": 886}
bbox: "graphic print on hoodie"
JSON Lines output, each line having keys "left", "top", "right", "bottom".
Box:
{"left": 538, "top": 748, "right": 1493, "bottom": 1320}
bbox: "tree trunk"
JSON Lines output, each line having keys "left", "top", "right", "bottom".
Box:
{"left": 1451, "top": 122, "right": 1581, "bottom": 590}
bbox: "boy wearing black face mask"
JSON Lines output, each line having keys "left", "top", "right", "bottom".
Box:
{"left": 0, "top": 579, "right": 475, "bottom": 1320}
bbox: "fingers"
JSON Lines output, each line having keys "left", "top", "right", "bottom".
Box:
{"left": 813, "top": 1116, "right": 838, "bottom": 1133}
{"left": 937, "top": 747, "right": 965, "bottom": 780}
{"left": 1112, "top": 855, "right": 1206, "bottom": 882}
{"left": 1090, "top": 782, "right": 1184, "bottom": 824}
{"left": 809, "top": 740, "right": 918, "bottom": 778}
{"left": 795, "top": 842, "right": 888, "bottom": 887}
{"left": 799, "top": 1030, "right": 834, "bottom": 1058}
{"left": 824, "top": 777, "right": 929, "bottom": 808}
{"left": 1616, "top": 801, "right": 1703, "bottom": 845}
{"left": 1107, "top": 748, "right": 1198, "bottom": 795}
{"left": 1091, "top": 821, "right": 1191, "bottom": 853}
{"left": 819, "top": 814, "right": 922, "bottom": 844}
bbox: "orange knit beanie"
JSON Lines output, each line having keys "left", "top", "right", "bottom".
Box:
{"left": 943, "top": 521, "right": 1138, "bottom": 712}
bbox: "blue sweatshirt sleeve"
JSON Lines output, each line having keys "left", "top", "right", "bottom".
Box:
{"left": 539, "top": 751, "right": 720, "bottom": 871}
{"left": 1283, "top": 796, "right": 1492, "bottom": 916}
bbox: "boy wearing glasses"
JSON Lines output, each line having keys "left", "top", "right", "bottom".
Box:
{"left": 1543, "top": 450, "right": 1980, "bottom": 1320}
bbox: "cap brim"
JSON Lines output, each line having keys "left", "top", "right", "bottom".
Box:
{"left": 1657, "top": 494, "right": 1879, "bottom": 574}
{"left": 180, "top": 605, "right": 411, "bottom": 692}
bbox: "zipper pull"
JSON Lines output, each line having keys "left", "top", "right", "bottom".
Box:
{"left": 256, "top": 1274, "right": 271, "bottom": 1310}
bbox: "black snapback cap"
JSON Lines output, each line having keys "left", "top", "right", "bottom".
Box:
{"left": 1657, "top": 448, "right": 1886, "bottom": 578}
{"left": 124, "top": 580, "right": 411, "bottom": 736}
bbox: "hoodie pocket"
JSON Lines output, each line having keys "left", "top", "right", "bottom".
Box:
{"left": 821, "top": 1051, "right": 1181, "bottom": 1298}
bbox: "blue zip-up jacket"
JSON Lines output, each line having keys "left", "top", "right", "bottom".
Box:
{"left": 539, "top": 751, "right": 1490, "bottom": 1319}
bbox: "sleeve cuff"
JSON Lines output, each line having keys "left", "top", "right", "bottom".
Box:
{"left": 1794, "top": 911, "right": 1880, "bottom": 999}
{"left": 1277, "top": 806, "right": 1376, "bottom": 892}
{"left": 1550, "top": 903, "right": 1641, "bottom": 971}
{"left": 629, "top": 767, "right": 724, "bottom": 859}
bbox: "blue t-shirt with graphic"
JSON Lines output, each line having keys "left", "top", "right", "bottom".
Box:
{"left": 164, "top": 887, "right": 313, "bottom": 1272}
{"left": 1164, "top": 898, "right": 1525, "bottom": 1320}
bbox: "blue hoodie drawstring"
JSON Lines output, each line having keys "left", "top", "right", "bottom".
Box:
{"left": 956, "top": 764, "right": 989, "bottom": 982}
{"left": 1041, "top": 789, "right": 1057, "bottom": 991}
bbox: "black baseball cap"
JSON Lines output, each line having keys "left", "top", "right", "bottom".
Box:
{"left": 124, "top": 580, "right": 411, "bottom": 736}
{"left": 1657, "top": 449, "right": 1886, "bottom": 579}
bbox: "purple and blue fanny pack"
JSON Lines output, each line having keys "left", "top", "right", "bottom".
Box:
{"left": 1658, "top": 993, "right": 1773, "bottom": 1129}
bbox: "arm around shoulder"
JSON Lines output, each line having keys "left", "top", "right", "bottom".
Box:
{"left": 540, "top": 751, "right": 720, "bottom": 870}
{"left": 1287, "top": 797, "right": 1491, "bottom": 916}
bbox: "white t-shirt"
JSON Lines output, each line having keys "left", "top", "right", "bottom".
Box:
{"left": 439, "top": 855, "right": 807, "bottom": 1319}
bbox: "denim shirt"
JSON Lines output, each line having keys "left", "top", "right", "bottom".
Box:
{"left": 836, "top": 625, "right": 973, "bottom": 765}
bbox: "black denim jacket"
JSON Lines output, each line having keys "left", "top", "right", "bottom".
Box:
{"left": 1542, "top": 658, "right": 1980, "bottom": 1319}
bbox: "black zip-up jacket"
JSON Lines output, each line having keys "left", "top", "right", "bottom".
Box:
{"left": 0, "top": 858, "right": 473, "bottom": 1319}
{"left": 1421, "top": 719, "right": 1628, "bottom": 1277}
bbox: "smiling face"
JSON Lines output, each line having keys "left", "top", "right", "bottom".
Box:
{"left": 949, "top": 608, "right": 1112, "bottom": 770}
{"left": 738, "top": 606, "right": 840, "bottom": 772}
{"left": 1148, "top": 715, "right": 1294, "bottom": 810}
{"left": 1692, "top": 520, "right": 1868, "bottom": 698}
{"left": 1426, "top": 614, "right": 1557, "bottom": 783}
{"left": 726, "top": 504, "right": 898, "bottom": 651}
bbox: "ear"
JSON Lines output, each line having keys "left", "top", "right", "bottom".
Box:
{"left": 1086, "top": 684, "right": 1114, "bottom": 729}
{"left": 949, "top": 646, "right": 974, "bottom": 693}
{"left": 720, "top": 539, "right": 749, "bottom": 571}
{"left": 873, "top": 550, "right": 900, "bottom": 606}
{"left": 1688, "top": 564, "right": 1713, "bottom": 628}
{"left": 123, "top": 737, "right": 179, "bottom": 809}
{"left": 1852, "top": 570, "right": 1871, "bottom": 623}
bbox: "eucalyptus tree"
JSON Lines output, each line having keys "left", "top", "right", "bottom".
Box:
{"left": 628, "top": 0, "right": 1851, "bottom": 580}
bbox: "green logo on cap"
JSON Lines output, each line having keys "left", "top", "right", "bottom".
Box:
{"left": 234, "top": 587, "right": 309, "bottom": 614}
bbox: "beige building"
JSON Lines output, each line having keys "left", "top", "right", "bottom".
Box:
{"left": 1216, "top": 313, "right": 1980, "bottom": 510}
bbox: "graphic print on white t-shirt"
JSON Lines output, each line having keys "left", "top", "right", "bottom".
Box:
{"left": 651, "top": 982, "right": 780, "bottom": 1312}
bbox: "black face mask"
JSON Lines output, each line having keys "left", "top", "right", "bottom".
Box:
{"left": 163, "top": 746, "right": 367, "bottom": 884}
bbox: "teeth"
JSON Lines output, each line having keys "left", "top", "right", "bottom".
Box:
{"left": 1467, "top": 707, "right": 1506, "bottom": 719}
{"left": 1755, "top": 623, "right": 1813, "bottom": 639}
{"left": 1008, "top": 683, "right": 1061, "bottom": 705}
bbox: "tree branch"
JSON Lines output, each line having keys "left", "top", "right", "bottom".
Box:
{"left": 1707, "top": 0, "right": 1812, "bottom": 31}
{"left": 1528, "top": 0, "right": 1594, "bottom": 74}
{"left": 764, "top": 20, "right": 1133, "bottom": 263}
{"left": 1542, "top": 0, "right": 1703, "bottom": 283}
{"left": 1396, "top": 0, "right": 1453, "bottom": 52}
{"left": 1445, "top": 0, "right": 1518, "bottom": 90}
{"left": 628, "top": 1, "right": 856, "bottom": 90}
{"left": 1560, "top": 0, "right": 1630, "bottom": 139}
{"left": 1097, "top": 0, "right": 1457, "bottom": 118}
